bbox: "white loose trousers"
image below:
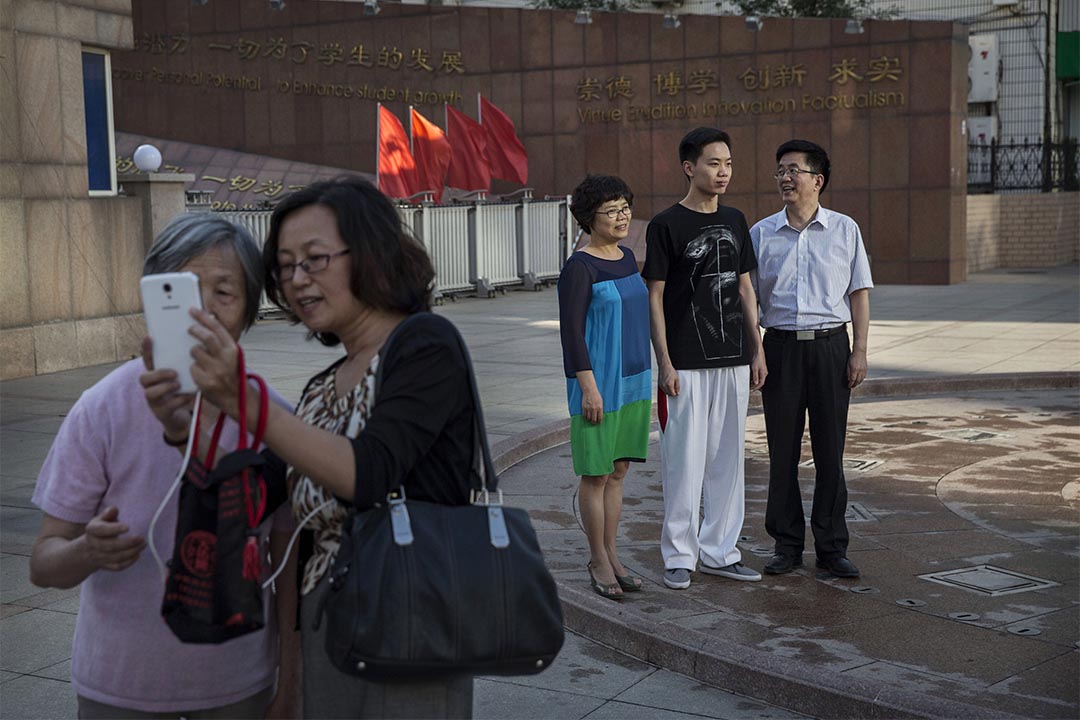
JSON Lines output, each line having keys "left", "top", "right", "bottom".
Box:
{"left": 659, "top": 365, "right": 750, "bottom": 570}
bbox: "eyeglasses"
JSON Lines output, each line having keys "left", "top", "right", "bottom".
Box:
{"left": 275, "top": 249, "right": 350, "bottom": 281}
{"left": 773, "top": 167, "right": 819, "bottom": 180}
{"left": 597, "top": 205, "right": 632, "bottom": 220}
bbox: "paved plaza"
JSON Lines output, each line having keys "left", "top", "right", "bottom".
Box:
{"left": 1, "top": 266, "right": 1077, "bottom": 718}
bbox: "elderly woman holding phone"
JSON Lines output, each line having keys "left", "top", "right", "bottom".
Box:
{"left": 29, "top": 214, "right": 299, "bottom": 719}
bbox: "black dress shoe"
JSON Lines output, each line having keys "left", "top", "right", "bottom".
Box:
{"left": 816, "top": 556, "right": 860, "bottom": 578}
{"left": 763, "top": 553, "right": 803, "bottom": 575}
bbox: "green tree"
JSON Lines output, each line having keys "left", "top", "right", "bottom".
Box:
{"left": 531, "top": 0, "right": 640, "bottom": 10}
{"left": 735, "top": 0, "right": 891, "bottom": 18}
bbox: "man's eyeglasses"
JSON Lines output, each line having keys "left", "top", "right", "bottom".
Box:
{"left": 597, "top": 205, "right": 632, "bottom": 220}
{"left": 773, "top": 167, "right": 819, "bottom": 180}
{"left": 275, "top": 249, "right": 350, "bottom": 281}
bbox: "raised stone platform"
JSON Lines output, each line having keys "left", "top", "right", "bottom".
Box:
{"left": 495, "top": 386, "right": 1079, "bottom": 719}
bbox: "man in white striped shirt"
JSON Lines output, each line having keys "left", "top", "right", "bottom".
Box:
{"left": 749, "top": 140, "right": 873, "bottom": 580}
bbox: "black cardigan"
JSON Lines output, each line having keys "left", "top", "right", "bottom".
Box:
{"left": 261, "top": 313, "right": 479, "bottom": 615}
{"left": 349, "top": 312, "right": 476, "bottom": 509}
{"left": 264, "top": 312, "right": 477, "bottom": 511}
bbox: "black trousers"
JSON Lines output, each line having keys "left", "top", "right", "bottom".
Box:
{"left": 760, "top": 329, "right": 851, "bottom": 560}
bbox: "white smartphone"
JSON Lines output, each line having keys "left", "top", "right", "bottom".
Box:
{"left": 140, "top": 272, "right": 203, "bottom": 394}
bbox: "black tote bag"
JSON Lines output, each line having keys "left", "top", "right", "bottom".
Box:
{"left": 322, "top": 314, "right": 565, "bottom": 677}
{"left": 162, "top": 349, "right": 287, "bottom": 643}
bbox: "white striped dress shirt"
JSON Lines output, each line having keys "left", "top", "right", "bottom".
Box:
{"left": 749, "top": 206, "right": 873, "bottom": 331}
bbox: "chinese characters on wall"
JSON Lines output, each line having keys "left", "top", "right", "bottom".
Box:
{"left": 119, "top": 32, "right": 467, "bottom": 107}
{"left": 575, "top": 56, "right": 906, "bottom": 124}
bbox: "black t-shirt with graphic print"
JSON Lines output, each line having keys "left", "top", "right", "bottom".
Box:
{"left": 642, "top": 202, "right": 757, "bottom": 370}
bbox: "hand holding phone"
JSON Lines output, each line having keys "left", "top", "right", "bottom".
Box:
{"left": 140, "top": 272, "right": 203, "bottom": 393}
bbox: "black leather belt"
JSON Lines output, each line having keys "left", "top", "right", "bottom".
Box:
{"left": 766, "top": 325, "right": 847, "bottom": 341}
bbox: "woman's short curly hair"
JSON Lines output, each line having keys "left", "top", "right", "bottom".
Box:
{"left": 569, "top": 175, "right": 634, "bottom": 235}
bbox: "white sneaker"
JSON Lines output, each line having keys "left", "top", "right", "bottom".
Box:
{"left": 663, "top": 568, "right": 691, "bottom": 589}
{"left": 700, "top": 562, "right": 762, "bottom": 582}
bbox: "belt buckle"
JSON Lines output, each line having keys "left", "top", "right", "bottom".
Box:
{"left": 796, "top": 330, "right": 815, "bottom": 341}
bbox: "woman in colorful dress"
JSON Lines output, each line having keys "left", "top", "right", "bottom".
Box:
{"left": 558, "top": 175, "right": 652, "bottom": 601}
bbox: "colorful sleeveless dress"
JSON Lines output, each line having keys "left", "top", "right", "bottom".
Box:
{"left": 557, "top": 248, "right": 652, "bottom": 476}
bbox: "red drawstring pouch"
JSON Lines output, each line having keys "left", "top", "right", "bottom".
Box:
{"left": 162, "top": 347, "right": 288, "bottom": 643}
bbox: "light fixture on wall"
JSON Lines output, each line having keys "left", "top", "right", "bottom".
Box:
{"left": 844, "top": 18, "right": 865, "bottom": 34}
{"left": 133, "top": 144, "right": 163, "bottom": 173}
{"left": 662, "top": 13, "right": 681, "bottom": 29}
{"left": 192, "top": 0, "right": 209, "bottom": 6}
{"left": 364, "top": 0, "right": 381, "bottom": 15}
{"left": 268, "top": 0, "right": 285, "bottom": 9}
{"left": 575, "top": 9, "right": 593, "bottom": 25}
{"left": 745, "top": 15, "right": 763, "bottom": 31}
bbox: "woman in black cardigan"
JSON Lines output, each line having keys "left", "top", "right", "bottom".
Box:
{"left": 146, "top": 177, "right": 475, "bottom": 718}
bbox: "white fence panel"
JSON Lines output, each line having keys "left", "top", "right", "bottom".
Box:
{"left": 200, "top": 197, "right": 571, "bottom": 304}
{"left": 397, "top": 206, "right": 423, "bottom": 241}
{"left": 422, "top": 205, "right": 473, "bottom": 295}
{"left": 473, "top": 203, "right": 520, "bottom": 291}
{"left": 522, "top": 200, "right": 565, "bottom": 283}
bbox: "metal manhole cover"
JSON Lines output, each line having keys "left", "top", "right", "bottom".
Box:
{"left": 799, "top": 458, "right": 884, "bottom": 472}
{"left": 920, "top": 565, "right": 1059, "bottom": 597}
{"left": 896, "top": 598, "right": 927, "bottom": 607}
{"left": 845, "top": 503, "right": 877, "bottom": 522}
{"left": 925, "top": 428, "right": 1009, "bottom": 443}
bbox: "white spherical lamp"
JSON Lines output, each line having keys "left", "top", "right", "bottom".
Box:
{"left": 133, "top": 144, "right": 163, "bottom": 173}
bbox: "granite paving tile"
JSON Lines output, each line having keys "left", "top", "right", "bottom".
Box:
{"left": 0, "top": 609, "right": 76, "bottom": 674}
{"left": 984, "top": 650, "right": 1080, "bottom": 719}
{"left": 474, "top": 678, "right": 604, "bottom": 720}
{"left": 501, "top": 631, "right": 654, "bottom": 700}
{"left": 0, "top": 674, "right": 77, "bottom": 718}
{"left": 28, "top": 658, "right": 70, "bottom": 682}
{"left": 0, "top": 553, "right": 36, "bottom": 604}
{"left": 797, "top": 610, "right": 1066, "bottom": 687}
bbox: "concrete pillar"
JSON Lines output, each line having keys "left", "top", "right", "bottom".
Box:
{"left": 118, "top": 173, "right": 195, "bottom": 253}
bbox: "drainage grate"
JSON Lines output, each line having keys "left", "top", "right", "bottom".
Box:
{"left": 845, "top": 503, "right": 877, "bottom": 522}
{"left": 925, "top": 428, "right": 1009, "bottom": 443}
{"left": 799, "top": 457, "right": 884, "bottom": 472}
{"left": 919, "top": 565, "right": 1059, "bottom": 597}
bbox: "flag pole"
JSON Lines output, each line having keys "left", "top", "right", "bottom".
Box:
{"left": 408, "top": 105, "right": 415, "bottom": 156}
{"left": 375, "top": 102, "right": 381, "bottom": 190}
{"left": 477, "top": 92, "right": 482, "bottom": 124}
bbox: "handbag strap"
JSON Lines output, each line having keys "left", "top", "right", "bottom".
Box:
{"left": 374, "top": 313, "right": 498, "bottom": 497}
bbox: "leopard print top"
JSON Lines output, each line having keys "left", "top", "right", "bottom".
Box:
{"left": 290, "top": 354, "right": 379, "bottom": 595}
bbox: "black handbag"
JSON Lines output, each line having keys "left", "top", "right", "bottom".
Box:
{"left": 322, "top": 315, "right": 565, "bottom": 677}
{"left": 162, "top": 347, "right": 288, "bottom": 643}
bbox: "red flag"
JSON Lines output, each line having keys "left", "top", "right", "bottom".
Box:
{"left": 479, "top": 95, "right": 528, "bottom": 185}
{"left": 445, "top": 104, "right": 491, "bottom": 192}
{"left": 410, "top": 107, "right": 452, "bottom": 203}
{"left": 377, "top": 104, "right": 417, "bottom": 199}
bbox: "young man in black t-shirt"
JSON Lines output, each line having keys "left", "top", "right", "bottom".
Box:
{"left": 642, "top": 127, "right": 767, "bottom": 590}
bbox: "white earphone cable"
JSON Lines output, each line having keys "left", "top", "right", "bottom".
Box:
{"left": 148, "top": 392, "right": 202, "bottom": 580}
{"left": 261, "top": 498, "right": 334, "bottom": 590}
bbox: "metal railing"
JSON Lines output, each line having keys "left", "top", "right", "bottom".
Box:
{"left": 210, "top": 196, "right": 571, "bottom": 315}
{"left": 968, "top": 139, "right": 1080, "bottom": 193}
